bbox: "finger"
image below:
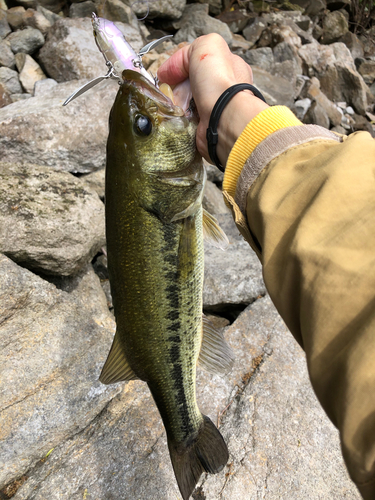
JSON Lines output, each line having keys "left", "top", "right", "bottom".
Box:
{"left": 157, "top": 45, "right": 191, "bottom": 85}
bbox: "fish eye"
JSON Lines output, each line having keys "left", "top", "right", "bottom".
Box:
{"left": 134, "top": 115, "right": 152, "bottom": 136}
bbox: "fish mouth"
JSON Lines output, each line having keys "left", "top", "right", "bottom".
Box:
{"left": 121, "top": 69, "right": 186, "bottom": 118}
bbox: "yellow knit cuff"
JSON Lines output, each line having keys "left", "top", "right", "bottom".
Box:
{"left": 223, "top": 105, "right": 302, "bottom": 199}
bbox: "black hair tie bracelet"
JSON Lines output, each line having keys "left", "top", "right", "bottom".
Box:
{"left": 206, "top": 83, "right": 267, "bottom": 172}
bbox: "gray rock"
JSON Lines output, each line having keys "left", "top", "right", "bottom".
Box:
{"left": 242, "top": 17, "right": 267, "bottom": 47}
{"left": 356, "top": 59, "right": 375, "bottom": 86}
{"left": 9, "top": 296, "right": 361, "bottom": 500}
{"left": 0, "top": 9, "right": 11, "bottom": 39}
{"left": 0, "top": 161, "right": 106, "bottom": 275}
{"left": 132, "top": 0, "right": 186, "bottom": 20}
{"left": 331, "top": 124, "right": 347, "bottom": 134}
{"left": 23, "top": 7, "right": 52, "bottom": 35}
{"left": 242, "top": 47, "right": 274, "bottom": 73}
{"left": 0, "top": 83, "right": 12, "bottom": 108}
{"left": 69, "top": 0, "right": 97, "bottom": 17}
{"left": 299, "top": 42, "right": 368, "bottom": 115}
{"left": 15, "top": 53, "right": 46, "bottom": 94}
{"left": 173, "top": 4, "right": 233, "bottom": 46}
{"left": 10, "top": 93, "right": 32, "bottom": 102}
{"left": 0, "top": 66, "right": 22, "bottom": 94}
{"left": 304, "top": 99, "right": 330, "bottom": 128}
{"left": 81, "top": 167, "right": 105, "bottom": 199}
{"left": 39, "top": 17, "right": 142, "bottom": 82}
{"left": 204, "top": 159, "right": 224, "bottom": 185}
{"left": 36, "top": 5, "right": 60, "bottom": 25}
{"left": 339, "top": 31, "right": 364, "bottom": 61}
{"left": 95, "top": 0, "right": 138, "bottom": 29}
{"left": 203, "top": 181, "right": 230, "bottom": 216}
{"left": 33, "top": 77, "right": 58, "bottom": 95}
{"left": 292, "top": 97, "right": 312, "bottom": 120}
{"left": 252, "top": 66, "right": 296, "bottom": 107}
{"left": 33, "top": 0, "right": 65, "bottom": 14}
{"left": 0, "top": 78, "right": 118, "bottom": 173}
{"left": 194, "top": 0, "right": 222, "bottom": 16}
{"left": 217, "top": 9, "right": 250, "bottom": 34}
{"left": 291, "top": 0, "right": 326, "bottom": 16}
{"left": 7, "top": 27, "right": 45, "bottom": 55}
{"left": 6, "top": 6, "right": 26, "bottom": 30}
{"left": 203, "top": 213, "right": 266, "bottom": 310}
{"left": 321, "top": 10, "right": 349, "bottom": 44}
{"left": 304, "top": 77, "right": 343, "bottom": 126}
{"left": 0, "top": 39, "right": 15, "bottom": 69}
{"left": 0, "top": 255, "right": 120, "bottom": 489}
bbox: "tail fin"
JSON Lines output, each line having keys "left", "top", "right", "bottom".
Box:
{"left": 168, "top": 415, "right": 229, "bottom": 500}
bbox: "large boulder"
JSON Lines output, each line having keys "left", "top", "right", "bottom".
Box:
{"left": 38, "top": 18, "right": 143, "bottom": 82}
{"left": 0, "top": 256, "right": 120, "bottom": 489}
{"left": 132, "top": 0, "right": 186, "bottom": 20}
{"left": 0, "top": 78, "right": 118, "bottom": 173}
{"left": 0, "top": 162, "right": 105, "bottom": 276}
{"left": 7, "top": 296, "right": 361, "bottom": 499}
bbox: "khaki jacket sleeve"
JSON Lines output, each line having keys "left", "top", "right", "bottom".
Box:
{"left": 225, "top": 125, "right": 375, "bottom": 499}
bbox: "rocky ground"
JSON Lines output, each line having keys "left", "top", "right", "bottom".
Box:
{"left": 1, "top": 0, "right": 374, "bottom": 498}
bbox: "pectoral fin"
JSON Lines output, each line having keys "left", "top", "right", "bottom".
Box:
{"left": 203, "top": 209, "right": 229, "bottom": 250}
{"left": 198, "top": 315, "right": 235, "bottom": 375}
{"left": 99, "top": 331, "right": 138, "bottom": 384}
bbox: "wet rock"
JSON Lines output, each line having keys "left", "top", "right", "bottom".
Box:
{"left": 0, "top": 255, "right": 120, "bottom": 488}
{"left": 39, "top": 18, "right": 142, "bottom": 83}
{"left": 23, "top": 8, "right": 52, "bottom": 35}
{"left": 0, "top": 161, "right": 106, "bottom": 275}
{"left": 203, "top": 213, "right": 266, "bottom": 310}
{"left": 242, "top": 47, "right": 274, "bottom": 73}
{"left": 0, "top": 9, "right": 11, "bottom": 39}
{"left": 6, "top": 6, "right": 25, "bottom": 30}
{"left": 7, "top": 27, "right": 45, "bottom": 55}
{"left": 96, "top": 0, "right": 138, "bottom": 29}
{"left": 321, "top": 10, "right": 349, "bottom": 44}
{"left": 33, "top": 77, "right": 57, "bottom": 95}
{"left": 15, "top": 53, "right": 46, "bottom": 94}
{"left": 0, "top": 39, "right": 15, "bottom": 69}
{"left": 69, "top": 0, "right": 97, "bottom": 17}
{"left": 8, "top": 296, "right": 361, "bottom": 500}
{"left": 242, "top": 17, "right": 267, "bottom": 47}
{"left": 0, "top": 66, "right": 22, "bottom": 94}
{"left": 132, "top": 0, "right": 186, "bottom": 20}
{"left": 0, "top": 78, "right": 118, "bottom": 173}
{"left": 173, "top": 4, "right": 233, "bottom": 46}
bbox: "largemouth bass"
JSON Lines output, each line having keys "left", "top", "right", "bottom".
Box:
{"left": 100, "top": 69, "right": 234, "bottom": 499}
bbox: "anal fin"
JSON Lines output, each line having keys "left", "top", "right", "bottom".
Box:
{"left": 198, "top": 315, "right": 235, "bottom": 375}
{"left": 203, "top": 209, "right": 229, "bottom": 250}
{"left": 99, "top": 331, "right": 138, "bottom": 384}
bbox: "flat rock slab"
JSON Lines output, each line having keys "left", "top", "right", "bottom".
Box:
{"left": 0, "top": 78, "right": 118, "bottom": 173}
{"left": 203, "top": 213, "right": 266, "bottom": 310}
{"left": 0, "top": 256, "right": 120, "bottom": 488}
{"left": 9, "top": 295, "right": 360, "bottom": 500}
{"left": 0, "top": 162, "right": 105, "bottom": 275}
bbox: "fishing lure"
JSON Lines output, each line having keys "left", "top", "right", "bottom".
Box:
{"left": 63, "top": 13, "right": 172, "bottom": 106}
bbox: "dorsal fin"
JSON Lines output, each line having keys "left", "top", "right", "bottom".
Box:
{"left": 99, "top": 331, "right": 138, "bottom": 384}
{"left": 202, "top": 209, "right": 229, "bottom": 250}
{"left": 198, "top": 315, "right": 235, "bottom": 375}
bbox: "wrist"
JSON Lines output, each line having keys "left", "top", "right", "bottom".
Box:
{"left": 216, "top": 91, "right": 269, "bottom": 167}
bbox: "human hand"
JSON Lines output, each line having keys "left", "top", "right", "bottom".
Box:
{"left": 158, "top": 34, "right": 269, "bottom": 166}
